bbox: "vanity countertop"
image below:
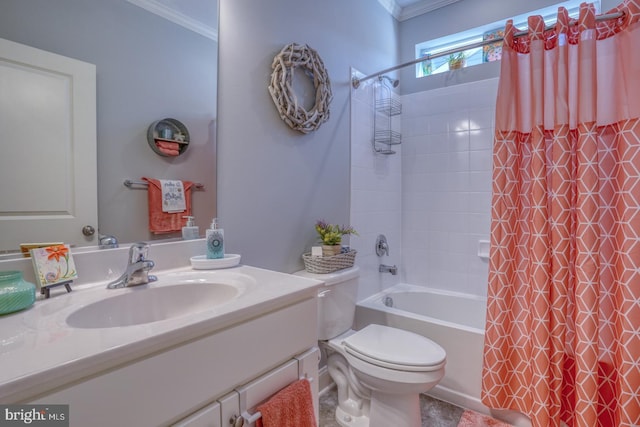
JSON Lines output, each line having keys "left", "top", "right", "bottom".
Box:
{"left": 0, "top": 264, "right": 324, "bottom": 403}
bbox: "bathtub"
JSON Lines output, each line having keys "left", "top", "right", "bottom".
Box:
{"left": 354, "top": 283, "right": 532, "bottom": 426}
{"left": 355, "top": 283, "right": 486, "bottom": 412}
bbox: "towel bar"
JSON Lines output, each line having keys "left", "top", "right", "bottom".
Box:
{"left": 123, "top": 179, "right": 204, "bottom": 190}
{"left": 239, "top": 409, "right": 262, "bottom": 425}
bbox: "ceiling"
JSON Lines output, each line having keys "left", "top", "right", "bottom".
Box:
{"left": 125, "top": 0, "right": 462, "bottom": 41}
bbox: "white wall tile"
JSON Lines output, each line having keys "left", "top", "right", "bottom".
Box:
{"left": 351, "top": 79, "right": 403, "bottom": 296}
{"left": 470, "top": 129, "right": 493, "bottom": 151}
{"left": 352, "top": 77, "right": 497, "bottom": 299}
{"left": 402, "top": 116, "right": 429, "bottom": 137}
{"left": 469, "top": 149, "right": 492, "bottom": 171}
{"left": 448, "top": 131, "right": 470, "bottom": 152}
{"left": 468, "top": 108, "right": 493, "bottom": 130}
{"left": 427, "top": 113, "right": 450, "bottom": 134}
{"left": 398, "top": 78, "right": 497, "bottom": 297}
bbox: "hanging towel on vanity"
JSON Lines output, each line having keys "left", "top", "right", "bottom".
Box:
{"left": 256, "top": 378, "right": 316, "bottom": 427}
{"left": 141, "top": 177, "right": 193, "bottom": 234}
{"left": 159, "top": 179, "right": 186, "bottom": 213}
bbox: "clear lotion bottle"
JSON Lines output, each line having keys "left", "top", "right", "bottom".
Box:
{"left": 182, "top": 216, "right": 199, "bottom": 240}
{"left": 206, "top": 218, "right": 224, "bottom": 259}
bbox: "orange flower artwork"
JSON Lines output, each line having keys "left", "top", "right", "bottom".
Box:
{"left": 46, "top": 245, "right": 69, "bottom": 262}
{"left": 31, "top": 244, "right": 77, "bottom": 287}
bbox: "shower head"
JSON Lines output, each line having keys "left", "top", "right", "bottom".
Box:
{"left": 379, "top": 75, "right": 399, "bottom": 88}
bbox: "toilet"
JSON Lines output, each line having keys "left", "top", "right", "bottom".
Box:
{"left": 295, "top": 266, "right": 446, "bottom": 427}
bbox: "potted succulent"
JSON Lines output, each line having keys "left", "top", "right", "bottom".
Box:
{"left": 448, "top": 52, "right": 465, "bottom": 70}
{"left": 315, "top": 220, "right": 358, "bottom": 256}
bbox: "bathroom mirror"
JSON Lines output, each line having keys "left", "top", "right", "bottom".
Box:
{"left": 0, "top": 0, "right": 218, "bottom": 254}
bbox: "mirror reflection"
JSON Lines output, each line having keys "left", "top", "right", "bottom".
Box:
{"left": 0, "top": 0, "right": 218, "bottom": 254}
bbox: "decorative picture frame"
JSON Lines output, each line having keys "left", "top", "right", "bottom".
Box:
{"left": 30, "top": 244, "right": 77, "bottom": 297}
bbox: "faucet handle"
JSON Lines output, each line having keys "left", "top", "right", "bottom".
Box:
{"left": 375, "top": 234, "right": 390, "bottom": 257}
{"left": 129, "top": 242, "right": 150, "bottom": 263}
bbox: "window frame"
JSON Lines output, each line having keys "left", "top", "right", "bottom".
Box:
{"left": 415, "top": 0, "right": 600, "bottom": 78}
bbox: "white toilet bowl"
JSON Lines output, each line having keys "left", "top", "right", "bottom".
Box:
{"left": 293, "top": 267, "right": 446, "bottom": 427}
{"left": 324, "top": 325, "right": 446, "bottom": 427}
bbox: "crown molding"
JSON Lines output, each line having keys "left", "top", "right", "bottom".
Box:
{"left": 126, "top": 0, "right": 218, "bottom": 42}
{"left": 378, "top": 0, "right": 463, "bottom": 21}
{"left": 377, "top": 0, "right": 403, "bottom": 20}
{"left": 399, "top": 0, "right": 462, "bottom": 21}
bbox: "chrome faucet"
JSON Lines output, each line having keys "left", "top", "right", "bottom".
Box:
{"left": 98, "top": 233, "right": 119, "bottom": 249}
{"left": 379, "top": 264, "right": 398, "bottom": 275}
{"left": 107, "top": 242, "right": 157, "bottom": 289}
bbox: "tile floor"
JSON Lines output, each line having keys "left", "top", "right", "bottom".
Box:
{"left": 319, "top": 387, "right": 466, "bottom": 427}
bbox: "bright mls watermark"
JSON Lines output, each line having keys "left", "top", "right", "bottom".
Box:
{"left": 1, "top": 405, "right": 68, "bottom": 426}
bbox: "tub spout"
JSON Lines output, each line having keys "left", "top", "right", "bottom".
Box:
{"left": 379, "top": 264, "right": 397, "bottom": 275}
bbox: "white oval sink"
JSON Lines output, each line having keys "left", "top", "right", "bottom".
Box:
{"left": 66, "top": 283, "right": 240, "bottom": 328}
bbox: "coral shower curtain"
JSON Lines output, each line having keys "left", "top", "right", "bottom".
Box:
{"left": 482, "top": 2, "right": 640, "bottom": 427}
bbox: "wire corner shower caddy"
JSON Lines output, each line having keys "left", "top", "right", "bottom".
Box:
{"left": 373, "top": 76, "right": 402, "bottom": 155}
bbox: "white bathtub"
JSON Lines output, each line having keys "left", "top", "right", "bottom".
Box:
{"left": 355, "top": 283, "right": 487, "bottom": 413}
{"left": 355, "top": 283, "right": 532, "bottom": 426}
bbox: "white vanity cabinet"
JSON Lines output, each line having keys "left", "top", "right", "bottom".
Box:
{"left": 173, "top": 348, "right": 320, "bottom": 427}
{"left": 29, "top": 296, "right": 319, "bottom": 427}
{"left": 172, "top": 401, "right": 221, "bottom": 427}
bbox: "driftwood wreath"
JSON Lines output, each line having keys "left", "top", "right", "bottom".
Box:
{"left": 268, "top": 43, "right": 332, "bottom": 134}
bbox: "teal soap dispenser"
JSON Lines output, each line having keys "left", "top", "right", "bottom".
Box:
{"left": 206, "top": 218, "right": 224, "bottom": 259}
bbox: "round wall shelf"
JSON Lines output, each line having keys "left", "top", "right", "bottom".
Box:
{"left": 147, "top": 118, "right": 190, "bottom": 157}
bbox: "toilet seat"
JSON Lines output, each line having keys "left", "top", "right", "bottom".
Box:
{"left": 342, "top": 324, "right": 446, "bottom": 372}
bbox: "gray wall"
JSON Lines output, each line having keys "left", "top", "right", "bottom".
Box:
{"left": 217, "top": 0, "right": 399, "bottom": 272}
{"left": 3, "top": 0, "right": 616, "bottom": 272}
{"left": 0, "top": 0, "right": 217, "bottom": 245}
{"left": 399, "top": 0, "right": 618, "bottom": 94}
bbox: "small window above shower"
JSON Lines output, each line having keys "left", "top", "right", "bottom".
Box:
{"left": 414, "top": 0, "right": 598, "bottom": 77}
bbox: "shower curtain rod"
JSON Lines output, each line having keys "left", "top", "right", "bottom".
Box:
{"left": 351, "top": 10, "right": 624, "bottom": 88}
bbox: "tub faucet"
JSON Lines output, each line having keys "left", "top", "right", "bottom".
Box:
{"left": 379, "top": 264, "right": 397, "bottom": 275}
{"left": 107, "top": 242, "right": 157, "bottom": 289}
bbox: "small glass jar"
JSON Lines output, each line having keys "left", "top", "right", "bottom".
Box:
{"left": 0, "top": 271, "right": 36, "bottom": 315}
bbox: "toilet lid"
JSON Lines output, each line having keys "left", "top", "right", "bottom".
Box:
{"left": 342, "top": 324, "right": 446, "bottom": 371}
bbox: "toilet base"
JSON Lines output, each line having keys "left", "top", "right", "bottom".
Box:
{"left": 368, "top": 390, "right": 421, "bottom": 427}
{"left": 333, "top": 391, "right": 421, "bottom": 427}
{"left": 335, "top": 405, "right": 369, "bottom": 427}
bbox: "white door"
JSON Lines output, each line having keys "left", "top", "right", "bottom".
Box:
{"left": 0, "top": 38, "right": 97, "bottom": 252}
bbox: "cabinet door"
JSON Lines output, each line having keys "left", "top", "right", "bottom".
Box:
{"left": 172, "top": 401, "right": 221, "bottom": 427}
{"left": 0, "top": 38, "right": 97, "bottom": 251}
{"left": 218, "top": 392, "right": 240, "bottom": 427}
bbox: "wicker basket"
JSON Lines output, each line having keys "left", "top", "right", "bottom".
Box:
{"left": 302, "top": 250, "right": 357, "bottom": 274}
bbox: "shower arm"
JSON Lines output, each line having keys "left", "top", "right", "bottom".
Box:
{"left": 379, "top": 75, "right": 399, "bottom": 88}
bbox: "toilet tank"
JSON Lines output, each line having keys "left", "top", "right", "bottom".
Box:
{"left": 294, "top": 266, "right": 360, "bottom": 340}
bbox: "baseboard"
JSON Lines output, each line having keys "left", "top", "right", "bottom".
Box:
{"left": 427, "top": 384, "right": 486, "bottom": 415}
{"left": 427, "top": 385, "right": 532, "bottom": 427}
{"left": 318, "top": 365, "right": 335, "bottom": 396}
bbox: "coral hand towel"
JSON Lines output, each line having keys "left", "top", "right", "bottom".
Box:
{"left": 156, "top": 140, "right": 180, "bottom": 156}
{"left": 256, "top": 379, "right": 316, "bottom": 427}
{"left": 141, "top": 177, "right": 193, "bottom": 234}
{"left": 156, "top": 140, "right": 180, "bottom": 151}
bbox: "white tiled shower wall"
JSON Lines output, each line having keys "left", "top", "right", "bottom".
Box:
{"left": 350, "top": 76, "right": 498, "bottom": 299}
{"left": 350, "top": 72, "right": 403, "bottom": 301}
